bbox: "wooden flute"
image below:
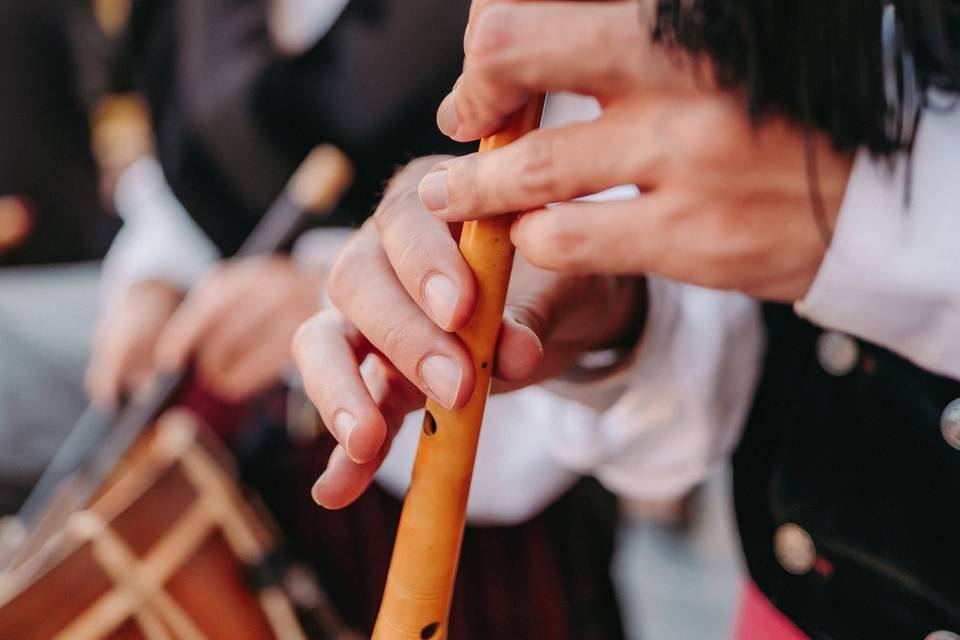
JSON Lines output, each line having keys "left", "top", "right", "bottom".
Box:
{"left": 373, "top": 97, "right": 546, "bottom": 639}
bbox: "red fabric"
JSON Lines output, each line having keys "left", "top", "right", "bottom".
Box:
{"left": 735, "top": 581, "right": 807, "bottom": 640}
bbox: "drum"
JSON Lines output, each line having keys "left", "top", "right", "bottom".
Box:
{"left": 0, "top": 409, "right": 357, "bottom": 640}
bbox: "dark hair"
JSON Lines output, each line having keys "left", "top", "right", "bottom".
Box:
{"left": 653, "top": 0, "right": 960, "bottom": 156}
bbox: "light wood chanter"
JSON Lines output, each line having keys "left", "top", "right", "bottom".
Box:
{"left": 373, "top": 98, "right": 547, "bottom": 639}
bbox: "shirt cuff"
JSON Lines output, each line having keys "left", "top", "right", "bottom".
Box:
{"left": 795, "top": 94, "right": 960, "bottom": 379}
{"left": 549, "top": 279, "right": 764, "bottom": 501}
{"left": 100, "top": 158, "right": 219, "bottom": 301}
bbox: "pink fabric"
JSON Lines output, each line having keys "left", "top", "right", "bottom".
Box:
{"left": 735, "top": 581, "right": 808, "bottom": 640}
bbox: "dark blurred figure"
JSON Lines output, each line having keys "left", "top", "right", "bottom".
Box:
{"left": 0, "top": 0, "right": 130, "bottom": 514}
{"left": 117, "top": 0, "right": 467, "bottom": 255}
{"left": 0, "top": 0, "right": 117, "bottom": 266}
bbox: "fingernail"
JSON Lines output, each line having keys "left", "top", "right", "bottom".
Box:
{"left": 333, "top": 409, "right": 356, "bottom": 443}
{"left": 423, "top": 273, "right": 459, "bottom": 329}
{"left": 437, "top": 93, "right": 459, "bottom": 136}
{"left": 311, "top": 474, "right": 330, "bottom": 507}
{"left": 419, "top": 354, "right": 462, "bottom": 409}
{"left": 419, "top": 170, "right": 449, "bottom": 211}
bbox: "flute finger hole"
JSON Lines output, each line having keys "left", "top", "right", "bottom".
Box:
{"left": 423, "top": 411, "right": 438, "bottom": 435}
{"left": 421, "top": 622, "right": 440, "bottom": 639}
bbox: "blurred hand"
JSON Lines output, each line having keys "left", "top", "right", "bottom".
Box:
{"left": 293, "top": 157, "right": 643, "bottom": 508}
{"left": 420, "top": 0, "right": 853, "bottom": 301}
{"left": 155, "top": 256, "right": 326, "bottom": 402}
{"left": 86, "top": 279, "right": 183, "bottom": 407}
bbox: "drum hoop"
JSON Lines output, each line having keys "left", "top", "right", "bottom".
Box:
{"left": 0, "top": 410, "right": 306, "bottom": 640}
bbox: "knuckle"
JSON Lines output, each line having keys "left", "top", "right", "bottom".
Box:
{"left": 327, "top": 239, "right": 363, "bottom": 308}
{"left": 375, "top": 189, "right": 422, "bottom": 239}
{"left": 372, "top": 190, "right": 403, "bottom": 232}
{"left": 291, "top": 315, "right": 321, "bottom": 357}
{"left": 443, "top": 159, "right": 477, "bottom": 215}
{"left": 392, "top": 233, "right": 431, "bottom": 284}
{"left": 529, "top": 218, "right": 590, "bottom": 271}
{"left": 469, "top": 5, "right": 518, "bottom": 61}
{"left": 377, "top": 315, "right": 410, "bottom": 363}
{"left": 517, "top": 135, "right": 560, "bottom": 200}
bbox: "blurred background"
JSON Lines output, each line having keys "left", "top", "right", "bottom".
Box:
{"left": 0, "top": 0, "right": 744, "bottom": 637}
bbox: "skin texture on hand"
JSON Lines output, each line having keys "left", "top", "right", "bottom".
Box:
{"left": 87, "top": 255, "right": 329, "bottom": 407}
{"left": 293, "top": 157, "right": 643, "bottom": 508}
{"left": 154, "top": 256, "right": 326, "bottom": 402}
{"left": 418, "top": 0, "right": 854, "bottom": 302}
{"left": 86, "top": 279, "right": 184, "bottom": 407}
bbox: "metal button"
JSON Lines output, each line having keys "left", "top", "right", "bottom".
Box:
{"left": 816, "top": 331, "right": 859, "bottom": 376}
{"left": 774, "top": 523, "right": 816, "bottom": 575}
{"left": 925, "top": 632, "right": 960, "bottom": 640}
{"left": 941, "top": 399, "right": 960, "bottom": 451}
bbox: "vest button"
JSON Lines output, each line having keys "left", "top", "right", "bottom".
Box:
{"left": 774, "top": 523, "right": 816, "bottom": 575}
{"left": 816, "top": 331, "right": 859, "bottom": 376}
{"left": 925, "top": 632, "right": 960, "bottom": 640}
{"left": 941, "top": 399, "right": 960, "bottom": 451}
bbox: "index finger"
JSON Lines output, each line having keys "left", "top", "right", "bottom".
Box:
{"left": 441, "top": 1, "right": 672, "bottom": 141}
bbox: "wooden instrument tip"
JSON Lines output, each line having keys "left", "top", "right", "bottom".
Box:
{"left": 289, "top": 145, "right": 354, "bottom": 216}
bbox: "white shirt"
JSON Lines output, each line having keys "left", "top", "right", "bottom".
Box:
{"left": 100, "top": 159, "right": 589, "bottom": 525}
{"left": 554, "top": 91, "right": 960, "bottom": 497}
{"left": 796, "top": 89, "right": 960, "bottom": 381}
{"left": 101, "top": 7, "right": 960, "bottom": 517}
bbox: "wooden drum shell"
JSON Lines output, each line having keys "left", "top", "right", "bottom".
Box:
{"left": 0, "top": 410, "right": 303, "bottom": 640}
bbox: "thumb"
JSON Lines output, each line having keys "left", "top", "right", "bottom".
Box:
{"left": 495, "top": 302, "right": 549, "bottom": 383}
{"left": 493, "top": 262, "right": 576, "bottom": 383}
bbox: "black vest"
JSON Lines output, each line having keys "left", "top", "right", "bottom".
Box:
{"left": 734, "top": 305, "right": 960, "bottom": 638}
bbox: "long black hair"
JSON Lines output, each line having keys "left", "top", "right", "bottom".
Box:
{"left": 653, "top": 0, "right": 960, "bottom": 155}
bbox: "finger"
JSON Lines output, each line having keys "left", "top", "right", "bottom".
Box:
{"left": 328, "top": 229, "right": 476, "bottom": 410}
{"left": 202, "top": 334, "right": 288, "bottom": 402}
{"left": 463, "top": 0, "right": 625, "bottom": 52}
{"left": 292, "top": 310, "right": 386, "bottom": 464}
{"left": 510, "top": 197, "right": 671, "bottom": 275}
{"left": 311, "top": 359, "right": 420, "bottom": 508}
{"left": 193, "top": 304, "right": 275, "bottom": 386}
{"left": 493, "top": 317, "right": 544, "bottom": 382}
{"left": 374, "top": 185, "right": 477, "bottom": 332}
{"left": 154, "top": 282, "right": 231, "bottom": 372}
{"left": 440, "top": 1, "right": 667, "bottom": 141}
{"left": 494, "top": 263, "right": 585, "bottom": 383}
{"left": 422, "top": 115, "right": 657, "bottom": 221}
{"left": 86, "top": 322, "right": 146, "bottom": 408}
{"left": 85, "top": 346, "right": 126, "bottom": 408}
{"left": 311, "top": 444, "right": 385, "bottom": 509}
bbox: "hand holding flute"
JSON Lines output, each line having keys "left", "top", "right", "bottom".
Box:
{"left": 293, "top": 128, "right": 646, "bottom": 638}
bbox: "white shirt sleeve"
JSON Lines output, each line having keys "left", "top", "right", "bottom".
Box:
{"left": 375, "top": 279, "right": 765, "bottom": 517}
{"left": 795, "top": 90, "right": 960, "bottom": 380}
{"left": 267, "top": 0, "right": 351, "bottom": 56}
{"left": 547, "top": 278, "right": 765, "bottom": 501}
{"left": 100, "top": 157, "right": 219, "bottom": 302}
{"left": 375, "top": 92, "right": 765, "bottom": 517}
{"left": 375, "top": 389, "right": 587, "bottom": 526}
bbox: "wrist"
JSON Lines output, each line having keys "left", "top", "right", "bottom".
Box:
{"left": 564, "top": 276, "right": 648, "bottom": 382}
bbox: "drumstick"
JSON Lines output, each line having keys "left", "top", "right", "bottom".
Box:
{"left": 0, "top": 146, "right": 353, "bottom": 570}
{"left": 373, "top": 97, "right": 546, "bottom": 640}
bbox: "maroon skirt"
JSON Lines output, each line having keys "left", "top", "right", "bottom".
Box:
{"left": 183, "top": 384, "right": 626, "bottom": 640}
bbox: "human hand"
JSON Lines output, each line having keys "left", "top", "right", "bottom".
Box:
{"left": 292, "top": 157, "right": 643, "bottom": 508}
{"left": 86, "top": 279, "right": 183, "bottom": 408}
{"left": 420, "top": 0, "right": 853, "bottom": 301}
{"left": 155, "top": 256, "right": 326, "bottom": 402}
